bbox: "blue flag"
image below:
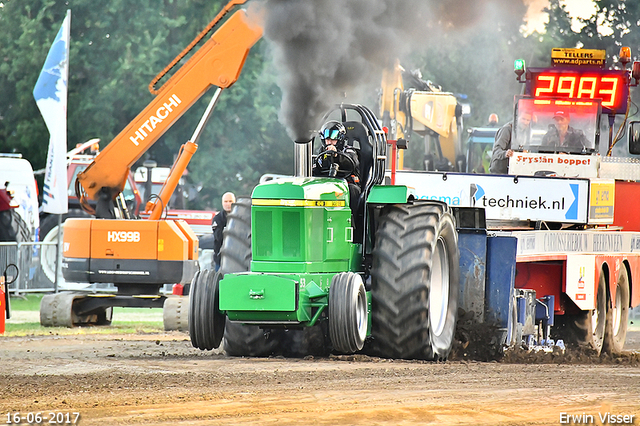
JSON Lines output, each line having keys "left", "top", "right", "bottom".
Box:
{"left": 34, "top": 10, "right": 71, "bottom": 214}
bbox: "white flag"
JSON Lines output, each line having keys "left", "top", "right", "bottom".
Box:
{"left": 34, "top": 10, "right": 70, "bottom": 214}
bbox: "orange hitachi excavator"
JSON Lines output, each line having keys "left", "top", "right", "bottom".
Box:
{"left": 39, "top": 0, "right": 263, "bottom": 327}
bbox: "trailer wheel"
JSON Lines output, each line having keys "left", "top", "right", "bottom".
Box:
{"left": 556, "top": 269, "right": 607, "bottom": 355}
{"left": 329, "top": 272, "right": 367, "bottom": 354}
{"left": 603, "top": 266, "right": 630, "bottom": 354}
{"left": 584, "top": 269, "right": 607, "bottom": 354}
{"left": 40, "top": 292, "right": 111, "bottom": 327}
{"left": 221, "top": 198, "right": 283, "bottom": 357}
{"left": 507, "top": 297, "right": 519, "bottom": 347}
{"left": 96, "top": 307, "right": 113, "bottom": 326}
{"left": 369, "top": 202, "right": 459, "bottom": 360}
{"left": 40, "top": 292, "right": 73, "bottom": 327}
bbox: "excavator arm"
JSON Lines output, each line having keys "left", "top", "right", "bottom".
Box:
{"left": 47, "top": 1, "right": 266, "bottom": 328}
{"left": 77, "top": 2, "right": 262, "bottom": 216}
{"left": 379, "top": 61, "right": 463, "bottom": 172}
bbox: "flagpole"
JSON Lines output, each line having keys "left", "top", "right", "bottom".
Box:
{"left": 54, "top": 214, "right": 62, "bottom": 293}
{"left": 56, "top": 9, "right": 70, "bottom": 294}
{"left": 34, "top": 10, "right": 72, "bottom": 291}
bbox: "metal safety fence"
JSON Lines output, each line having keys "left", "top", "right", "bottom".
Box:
{"left": 1, "top": 241, "right": 123, "bottom": 295}
{"left": 0, "top": 241, "right": 58, "bottom": 293}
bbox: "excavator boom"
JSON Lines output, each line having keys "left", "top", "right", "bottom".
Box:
{"left": 77, "top": 8, "right": 262, "bottom": 207}
{"left": 44, "top": 1, "right": 266, "bottom": 329}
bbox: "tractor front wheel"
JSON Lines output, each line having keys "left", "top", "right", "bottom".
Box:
{"left": 329, "top": 272, "right": 368, "bottom": 354}
{"left": 189, "top": 270, "right": 207, "bottom": 349}
{"left": 189, "top": 269, "right": 225, "bottom": 351}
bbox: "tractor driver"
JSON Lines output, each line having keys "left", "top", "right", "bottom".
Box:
{"left": 313, "top": 120, "right": 361, "bottom": 211}
{"left": 541, "top": 111, "right": 589, "bottom": 154}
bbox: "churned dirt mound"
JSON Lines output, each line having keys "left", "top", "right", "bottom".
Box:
{"left": 451, "top": 310, "right": 640, "bottom": 365}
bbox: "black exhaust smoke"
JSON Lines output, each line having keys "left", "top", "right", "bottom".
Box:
{"left": 260, "top": 0, "right": 528, "bottom": 140}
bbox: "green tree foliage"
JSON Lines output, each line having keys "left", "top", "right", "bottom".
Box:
{"left": 415, "top": 2, "right": 526, "bottom": 128}
{"left": 530, "top": 0, "right": 640, "bottom": 155}
{"left": 2, "top": 0, "right": 640, "bottom": 208}
{"left": 0, "top": 0, "right": 290, "bottom": 210}
{"left": 399, "top": 2, "right": 527, "bottom": 169}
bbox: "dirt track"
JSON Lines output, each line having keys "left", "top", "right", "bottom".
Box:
{"left": 1, "top": 330, "right": 639, "bottom": 426}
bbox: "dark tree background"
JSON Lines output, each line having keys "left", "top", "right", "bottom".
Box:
{"left": 0, "top": 0, "right": 291, "bottom": 209}
{"left": 1, "top": 0, "right": 638, "bottom": 209}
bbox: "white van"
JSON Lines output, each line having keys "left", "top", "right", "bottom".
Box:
{"left": 0, "top": 154, "right": 40, "bottom": 242}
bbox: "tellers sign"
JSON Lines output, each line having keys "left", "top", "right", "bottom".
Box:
{"left": 528, "top": 68, "right": 629, "bottom": 114}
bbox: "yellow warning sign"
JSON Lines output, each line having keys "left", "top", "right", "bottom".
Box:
{"left": 589, "top": 179, "right": 615, "bottom": 223}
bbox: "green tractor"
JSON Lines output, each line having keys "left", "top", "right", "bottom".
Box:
{"left": 189, "top": 104, "right": 460, "bottom": 360}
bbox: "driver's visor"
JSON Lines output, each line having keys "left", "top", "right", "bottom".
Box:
{"left": 322, "top": 128, "right": 340, "bottom": 140}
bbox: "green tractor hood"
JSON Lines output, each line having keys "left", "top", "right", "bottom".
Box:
{"left": 250, "top": 177, "right": 360, "bottom": 274}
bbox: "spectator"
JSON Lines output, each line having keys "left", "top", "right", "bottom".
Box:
{"left": 486, "top": 113, "right": 499, "bottom": 127}
{"left": 489, "top": 111, "right": 532, "bottom": 174}
{"left": 212, "top": 191, "right": 236, "bottom": 271}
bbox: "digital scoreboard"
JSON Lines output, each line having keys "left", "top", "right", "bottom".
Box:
{"left": 528, "top": 68, "right": 629, "bottom": 114}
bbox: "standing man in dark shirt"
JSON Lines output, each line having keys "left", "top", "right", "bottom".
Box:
{"left": 212, "top": 191, "right": 235, "bottom": 271}
{"left": 489, "top": 111, "right": 532, "bottom": 174}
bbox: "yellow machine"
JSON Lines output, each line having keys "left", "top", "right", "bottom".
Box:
{"left": 380, "top": 61, "right": 465, "bottom": 171}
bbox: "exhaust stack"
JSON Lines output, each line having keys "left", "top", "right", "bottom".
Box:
{"left": 294, "top": 139, "right": 312, "bottom": 177}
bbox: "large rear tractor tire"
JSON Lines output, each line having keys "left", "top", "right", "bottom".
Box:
{"left": 0, "top": 209, "right": 30, "bottom": 243}
{"left": 369, "top": 202, "right": 459, "bottom": 360}
{"left": 329, "top": 272, "right": 368, "bottom": 354}
{"left": 555, "top": 268, "right": 607, "bottom": 355}
{"left": 603, "top": 266, "right": 630, "bottom": 354}
{"left": 220, "top": 198, "right": 284, "bottom": 357}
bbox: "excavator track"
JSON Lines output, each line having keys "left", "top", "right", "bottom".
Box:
{"left": 40, "top": 292, "right": 85, "bottom": 327}
{"left": 163, "top": 296, "right": 190, "bottom": 332}
{"left": 40, "top": 292, "right": 113, "bottom": 327}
